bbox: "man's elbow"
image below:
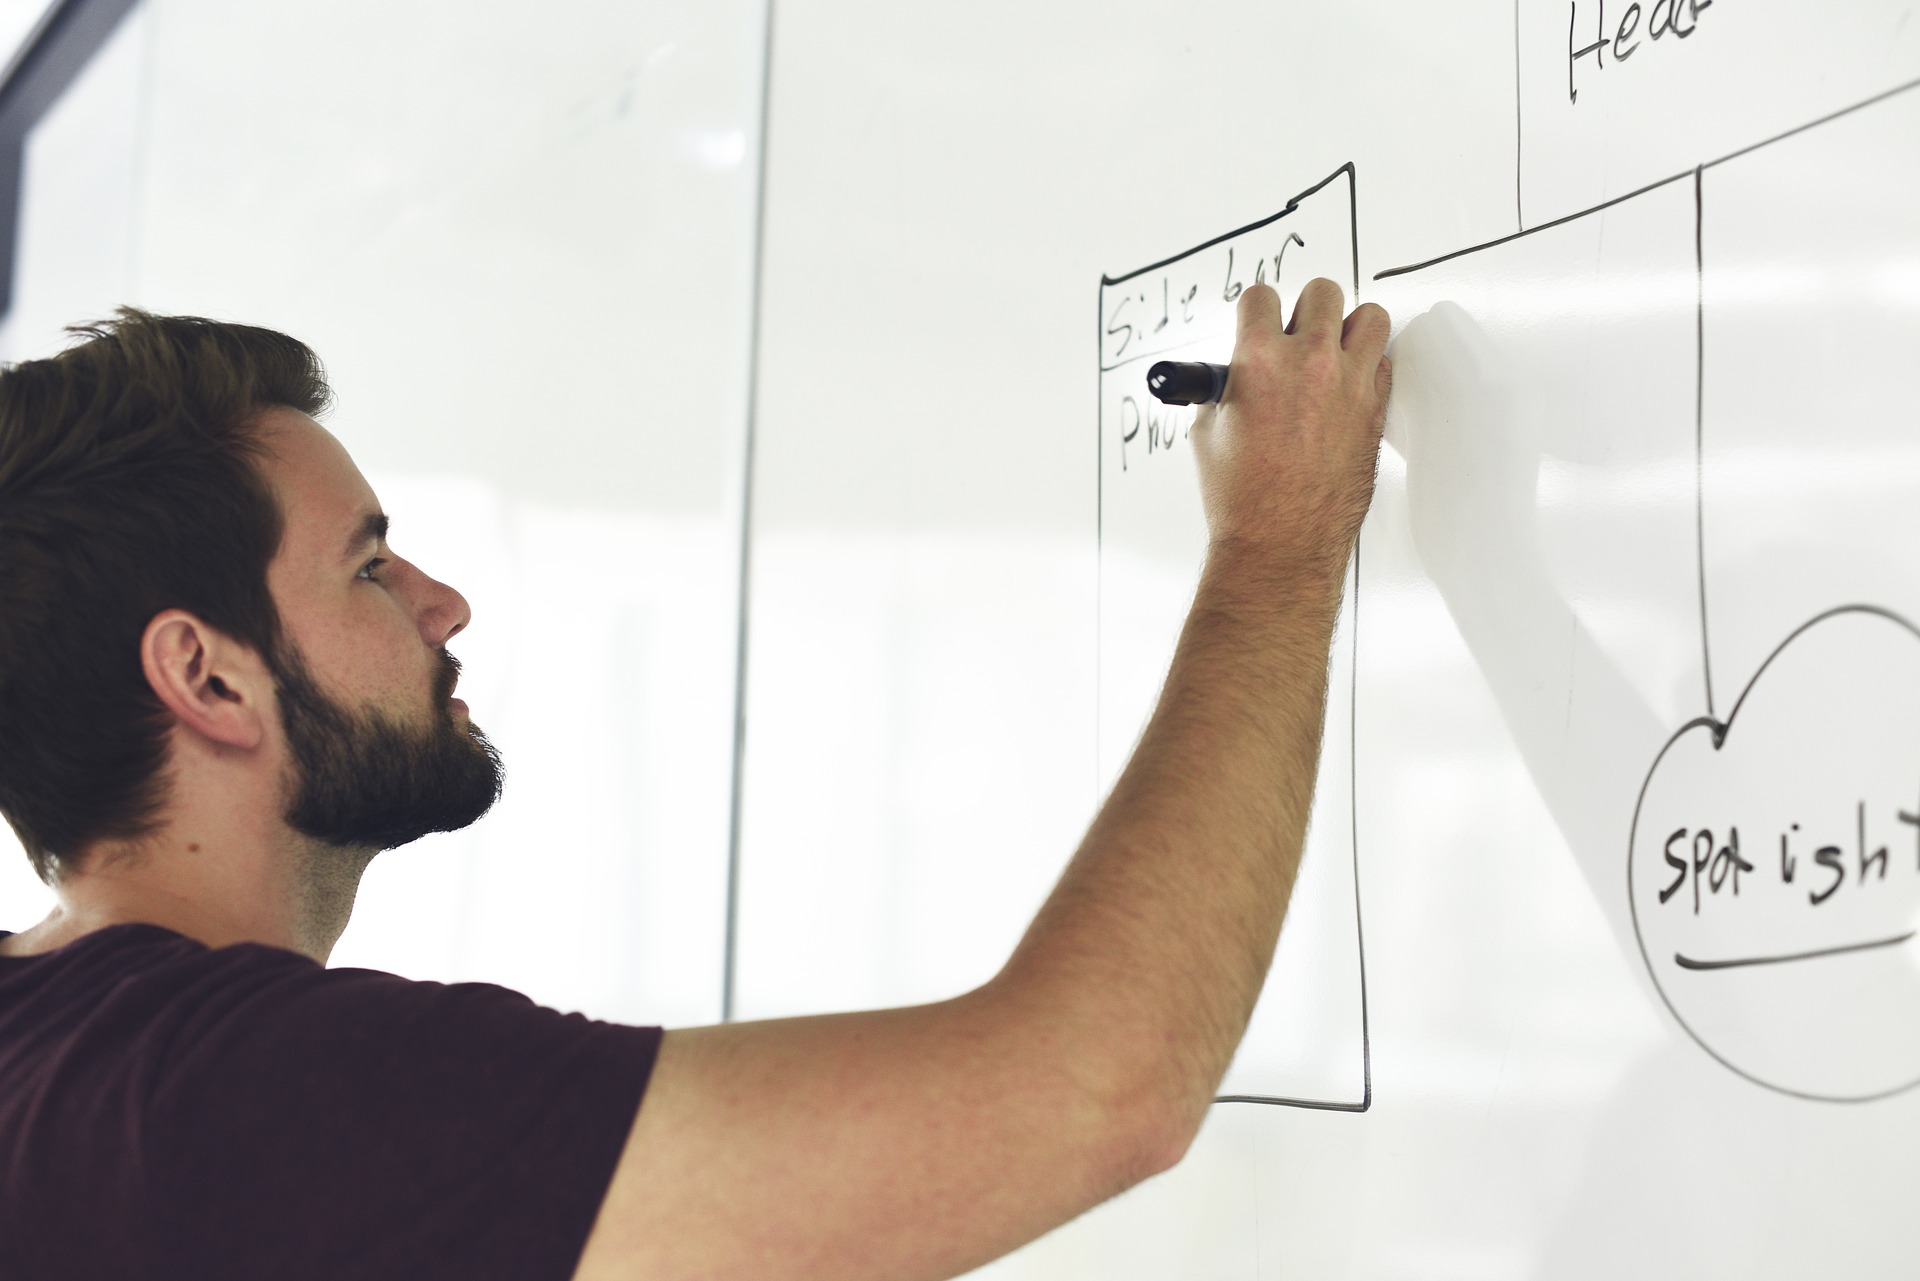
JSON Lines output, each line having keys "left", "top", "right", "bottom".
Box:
{"left": 971, "top": 982, "right": 1212, "bottom": 1198}
{"left": 1086, "top": 1065, "right": 1209, "bottom": 1194}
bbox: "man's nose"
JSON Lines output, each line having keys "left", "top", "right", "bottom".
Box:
{"left": 417, "top": 568, "right": 471, "bottom": 647}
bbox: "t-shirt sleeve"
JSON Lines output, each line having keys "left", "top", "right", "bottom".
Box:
{"left": 139, "top": 945, "right": 661, "bottom": 1281}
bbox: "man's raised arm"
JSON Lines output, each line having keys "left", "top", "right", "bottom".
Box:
{"left": 573, "top": 279, "right": 1392, "bottom": 1281}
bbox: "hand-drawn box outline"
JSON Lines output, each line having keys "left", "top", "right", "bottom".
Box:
{"left": 1377, "top": 73, "right": 1920, "bottom": 1101}
{"left": 1096, "top": 162, "right": 1372, "bottom": 1112}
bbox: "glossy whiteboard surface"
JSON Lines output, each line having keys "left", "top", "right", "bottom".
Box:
{"left": 739, "top": 1, "right": 1920, "bottom": 1276}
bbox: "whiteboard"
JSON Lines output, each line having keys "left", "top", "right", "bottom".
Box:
{"left": 738, "top": 0, "right": 1920, "bottom": 1275}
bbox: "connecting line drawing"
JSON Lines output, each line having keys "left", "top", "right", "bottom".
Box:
{"left": 1692, "top": 164, "right": 1711, "bottom": 720}
{"left": 1096, "top": 163, "right": 1370, "bottom": 1114}
{"left": 1374, "top": 70, "right": 1920, "bottom": 1101}
{"left": 1381, "top": 70, "right": 1920, "bottom": 282}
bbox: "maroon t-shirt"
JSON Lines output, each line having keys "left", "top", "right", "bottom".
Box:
{"left": 0, "top": 922, "right": 662, "bottom": 1281}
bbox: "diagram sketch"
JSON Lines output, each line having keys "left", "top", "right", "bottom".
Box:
{"left": 1096, "top": 166, "right": 1368, "bottom": 1109}
{"left": 1376, "top": 74, "right": 1920, "bottom": 1101}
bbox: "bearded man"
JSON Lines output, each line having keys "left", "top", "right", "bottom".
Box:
{"left": 0, "top": 285, "right": 1390, "bottom": 1281}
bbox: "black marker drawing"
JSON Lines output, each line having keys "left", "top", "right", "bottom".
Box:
{"left": 1674, "top": 930, "right": 1916, "bottom": 973}
{"left": 1378, "top": 70, "right": 1920, "bottom": 1102}
{"left": 1628, "top": 606, "right": 1920, "bottom": 1102}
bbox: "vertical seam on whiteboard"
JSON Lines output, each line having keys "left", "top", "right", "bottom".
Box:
{"left": 722, "top": 0, "right": 778, "bottom": 1024}
{"left": 1693, "top": 164, "right": 1714, "bottom": 721}
{"left": 1513, "top": 0, "right": 1523, "bottom": 230}
{"left": 0, "top": 0, "right": 146, "bottom": 320}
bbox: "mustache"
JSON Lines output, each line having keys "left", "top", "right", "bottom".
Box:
{"left": 434, "top": 650, "right": 462, "bottom": 705}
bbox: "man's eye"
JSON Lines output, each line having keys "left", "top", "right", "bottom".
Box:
{"left": 357, "top": 557, "right": 389, "bottom": 582}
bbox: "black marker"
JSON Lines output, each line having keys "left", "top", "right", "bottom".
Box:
{"left": 1146, "top": 361, "right": 1229, "bottom": 406}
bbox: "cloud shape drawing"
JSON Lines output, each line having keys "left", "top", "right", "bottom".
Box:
{"left": 1629, "top": 606, "right": 1920, "bottom": 1101}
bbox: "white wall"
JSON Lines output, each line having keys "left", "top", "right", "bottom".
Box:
{"left": 0, "top": 0, "right": 148, "bottom": 940}
{"left": 0, "top": 0, "right": 769, "bottom": 1028}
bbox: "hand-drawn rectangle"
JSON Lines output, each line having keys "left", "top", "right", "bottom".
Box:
{"left": 1097, "top": 165, "right": 1368, "bottom": 1108}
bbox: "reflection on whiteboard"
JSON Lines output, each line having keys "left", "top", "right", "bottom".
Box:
{"left": 1097, "top": 166, "right": 1368, "bottom": 1108}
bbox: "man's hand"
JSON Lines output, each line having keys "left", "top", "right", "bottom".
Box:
{"left": 1193, "top": 279, "right": 1391, "bottom": 583}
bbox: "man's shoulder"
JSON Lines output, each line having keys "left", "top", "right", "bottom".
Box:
{"left": 0, "top": 914, "right": 661, "bottom": 1196}
{"left": 1, "top": 921, "right": 363, "bottom": 1026}
{"left": 0, "top": 933, "right": 662, "bottom": 1281}
{"left": 0, "top": 919, "right": 623, "bottom": 1091}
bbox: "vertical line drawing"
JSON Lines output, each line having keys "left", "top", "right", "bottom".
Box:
{"left": 1348, "top": 177, "right": 1371, "bottom": 1111}
{"left": 1344, "top": 163, "right": 1360, "bottom": 300}
{"left": 1349, "top": 541, "right": 1373, "bottom": 1110}
{"left": 721, "top": 0, "right": 779, "bottom": 1024}
{"left": 1094, "top": 272, "right": 1105, "bottom": 815}
{"left": 1514, "top": 0, "right": 1524, "bottom": 230}
{"left": 1694, "top": 163, "right": 1714, "bottom": 720}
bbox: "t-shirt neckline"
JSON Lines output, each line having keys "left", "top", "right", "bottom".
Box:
{"left": 0, "top": 920, "right": 199, "bottom": 963}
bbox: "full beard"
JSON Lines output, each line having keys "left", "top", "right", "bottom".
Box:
{"left": 273, "top": 642, "right": 504, "bottom": 852}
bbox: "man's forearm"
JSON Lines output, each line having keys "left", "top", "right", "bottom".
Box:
{"left": 992, "top": 544, "right": 1348, "bottom": 1138}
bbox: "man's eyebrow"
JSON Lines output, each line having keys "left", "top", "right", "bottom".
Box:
{"left": 341, "top": 512, "right": 389, "bottom": 562}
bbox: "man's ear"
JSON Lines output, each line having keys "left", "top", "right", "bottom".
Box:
{"left": 140, "top": 610, "right": 271, "bottom": 751}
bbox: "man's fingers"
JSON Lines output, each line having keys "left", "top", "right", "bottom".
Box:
{"left": 1233, "top": 282, "right": 1284, "bottom": 346}
{"left": 1286, "top": 278, "right": 1344, "bottom": 337}
{"left": 1341, "top": 302, "right": 1391, "bottom": 357}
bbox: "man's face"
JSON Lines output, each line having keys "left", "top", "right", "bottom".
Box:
{"left": 256, "top": 408, "right": 501, "bottom": 850}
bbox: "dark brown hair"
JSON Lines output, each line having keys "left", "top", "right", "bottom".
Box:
{"left": 0, "top": 309, "right": 330, "bottom": 882}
